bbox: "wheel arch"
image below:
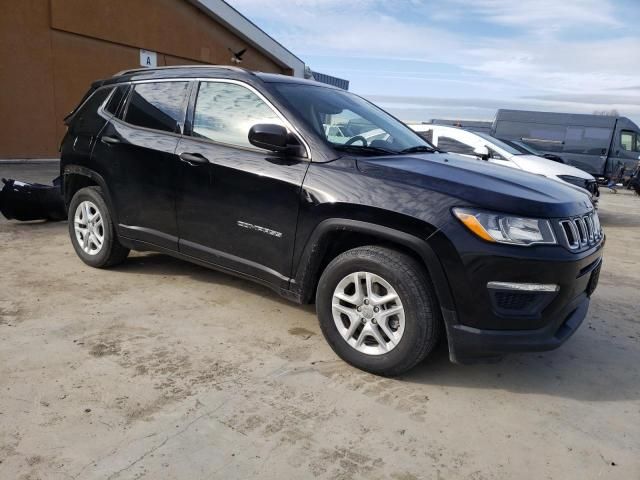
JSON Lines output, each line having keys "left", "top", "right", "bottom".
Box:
{"left": 62, "top": 165, "right": 118, "bottom": 224}
{"left": 292, "top": 218, "right": 455, "bottom": 315}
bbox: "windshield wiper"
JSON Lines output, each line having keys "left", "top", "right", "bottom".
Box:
{"left": 399, "top": 145, "right": 439, "bottom": 154}
{"left": 333, "top": 144, "right": 397, "bottom": 156}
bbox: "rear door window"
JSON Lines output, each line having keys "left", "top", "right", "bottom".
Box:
{"left": 124, "top": 82, "right": 189, "bottom": 133}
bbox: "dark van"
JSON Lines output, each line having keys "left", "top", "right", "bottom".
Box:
{"left": 492, "top": 109, "right": 640, "bottom": 181}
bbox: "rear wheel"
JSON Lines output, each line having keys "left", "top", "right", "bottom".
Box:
{"left": 68, "top": 186, "right": 129, "bottom": 268}
{"left": 316, "top": 246, "right": 441, "bottom": 376}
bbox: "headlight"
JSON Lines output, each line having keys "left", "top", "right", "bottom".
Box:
{"left": 453, "top": 208, "right": 557, "bottom": 246}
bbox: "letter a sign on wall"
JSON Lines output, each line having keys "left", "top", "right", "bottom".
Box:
{"left": 140, "top": 49, "right": 157, "bottom": 68}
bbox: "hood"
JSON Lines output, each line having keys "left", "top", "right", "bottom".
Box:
{"left": 357, "top": 153, "right": 593, "bottom": 218}
{"left": 510, "top": 155, "right": 595, "bottom": 181}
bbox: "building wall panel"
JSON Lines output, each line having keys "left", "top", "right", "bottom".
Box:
{"left": 0, "top": 0, "right": 58, "bottom": 157}
{"left": 50, "top": 0, "right": 285, "bottom": 74}
{"left": 1, "top": 0, "right": 291, "bottom": 157}
{"left": 50, "top": 31, "right": 144, "bottom": 142}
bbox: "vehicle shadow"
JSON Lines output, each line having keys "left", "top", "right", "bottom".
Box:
{"left": 402, "top": 330, "right": 640, "bottom": 403}
{"left": 114, "top": 252, "right": 640, "bottom": 403}
{"left": 111, "top": 251, "right": 316, "bottom": 313}
{"left": 117, "top": 254, "right": 639, "bottom": 404}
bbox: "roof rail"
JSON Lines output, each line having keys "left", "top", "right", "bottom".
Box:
{"left": 113, "top": 64, "right": 252, "bottom": 77}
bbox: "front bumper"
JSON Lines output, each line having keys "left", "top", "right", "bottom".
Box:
{"left": 430, "top": 224, "right": 604, "bottom": 363}
{"left": 446, "top": 292, "right": 589, "bottom": 363}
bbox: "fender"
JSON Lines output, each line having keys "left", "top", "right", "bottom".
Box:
{"left": 62, "top": 164, "right": 120, "bottom": 226}
{"left": 292, "top": 218, "right": 456, "bottom": 317}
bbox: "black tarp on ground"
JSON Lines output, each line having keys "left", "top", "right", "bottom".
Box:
{"left": 0, "top": 177, "right": 66, "bottom": 221}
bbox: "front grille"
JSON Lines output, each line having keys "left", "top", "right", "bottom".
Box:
{"left": 559, "top": 211, "right": 602, "bottom": 250}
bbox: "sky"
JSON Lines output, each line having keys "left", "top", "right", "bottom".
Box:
{"left": 226, "top": 0, "right": 640, "bottom": 124}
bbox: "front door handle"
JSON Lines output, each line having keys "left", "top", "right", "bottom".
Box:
{"left": 101, "top": 135, "right": 120, "bottom": 145}
{"left": 179, "top": 152, "right": 210, "bottom": 166}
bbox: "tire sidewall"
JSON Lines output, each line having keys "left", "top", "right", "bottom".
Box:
{"left": 317, "top": 252, "right": 431, "bottom": 374}
{"left": 68, "top": 187, "right": 116, "bottom": 268}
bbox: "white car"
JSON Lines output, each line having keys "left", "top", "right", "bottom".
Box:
{"left": 323, "top": 125, "right": 390, "bottom": 145}
{"left": 408, "top": 124, "right": 599, "bottom": 202}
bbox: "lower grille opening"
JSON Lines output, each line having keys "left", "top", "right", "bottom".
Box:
{"left": 494, "top": 291, "right": 537, "bottom": 311}
{"left": 488, "top": 286, "right": 559, "bottom": 318}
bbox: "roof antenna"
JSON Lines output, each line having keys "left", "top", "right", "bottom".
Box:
{"left": 229, "top": 47, "right": 247, "bottom": 64}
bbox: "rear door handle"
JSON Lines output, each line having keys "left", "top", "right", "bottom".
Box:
{"left": 179, "top": 152, "right": 210, "bottom": 166}
{"left": 101, "top": 135, "right": 120, "bottom": 145}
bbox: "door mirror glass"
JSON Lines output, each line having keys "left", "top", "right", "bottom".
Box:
{"left": 248, "top": 124, "right": 289, "bottom": 151}
{"left": 474, "top": 145, "right": 490, "bottom": 159}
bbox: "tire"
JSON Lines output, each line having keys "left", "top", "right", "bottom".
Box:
{"left": 68, "top": 186, "right": 129, "bottom": 268}
{"left": 316, "top": 246, "right": 442, "bottom": 376}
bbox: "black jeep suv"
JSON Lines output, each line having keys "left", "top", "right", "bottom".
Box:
{"left": 60, "top": 66, "right": 604, "bottom": 375}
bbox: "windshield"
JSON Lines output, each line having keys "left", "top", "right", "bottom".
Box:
{"left": 473, "top": 132, "right": 524, "bottom": 155}
{"left": 271, "top": 83, "right": 434, "bottom": 155}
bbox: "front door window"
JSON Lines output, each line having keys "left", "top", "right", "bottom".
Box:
{"left": 192, "top": 82, "right": 283, "bottom": 149}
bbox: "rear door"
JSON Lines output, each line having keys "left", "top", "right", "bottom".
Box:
{"left": 96, "top": 81, "right": 190, "bottom": 250}
{"left": 175, "top": 80, "right": 310, "bottom": 287}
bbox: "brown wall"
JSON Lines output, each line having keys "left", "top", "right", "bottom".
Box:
{"left": 0, "top": 0, "right": 290, "bottom": 158}
{"left": 0, "top": 1, "right": 58, "bottom": 157}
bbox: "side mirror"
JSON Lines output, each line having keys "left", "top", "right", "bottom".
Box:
{"left": 474, "top": 145, "right": 489, "bottom": 160}
{"left": 248, "top": 123, "right": 288, "bottom": 152}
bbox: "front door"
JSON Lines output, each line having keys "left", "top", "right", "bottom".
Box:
{"left": 175, "top": 80, "right": 310, "bottom": 287}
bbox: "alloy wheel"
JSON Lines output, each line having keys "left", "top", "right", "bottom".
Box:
{"left": 74, "top": 200, "right": 105, "bottom": 255}
{"left": 331, "top": 271, "right": 405, "bottom": 355}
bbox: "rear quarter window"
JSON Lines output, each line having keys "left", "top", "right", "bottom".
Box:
{"left": 70, "top": 87, "right": 113, "bottom": 135}
{"left": 105, "top": 85, "right": 129, "bottom": 116}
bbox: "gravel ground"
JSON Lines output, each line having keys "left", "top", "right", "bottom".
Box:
{"left": 1, "top": 161, "right": 639, "bottom": 480}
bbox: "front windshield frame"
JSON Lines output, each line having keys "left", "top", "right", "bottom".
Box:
{"left": 473, "top": 131, "right": 524, "bottom": 155}
{"left": 270, "top": 82, "right": 435, "bottom": 155}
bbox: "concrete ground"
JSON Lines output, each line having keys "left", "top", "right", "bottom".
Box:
{"left": 1, "top": 161, "right": 639, "bottom": 480}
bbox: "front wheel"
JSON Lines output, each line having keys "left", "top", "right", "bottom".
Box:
{"left": 316, "top": 246, "right": 442, "bottom": 376}
{"left": 68, "top": 186, "right": 129, "bottom": 268}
